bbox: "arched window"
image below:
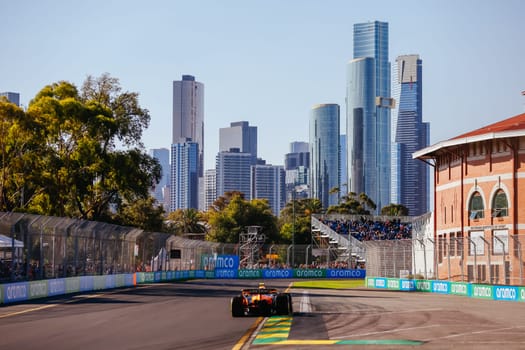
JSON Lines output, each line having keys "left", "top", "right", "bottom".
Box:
{"left": 492, "top": 189, "right": 508, "bottom": 217}
{"left": 469, "top": 192, "right": 484, "bottom": 219}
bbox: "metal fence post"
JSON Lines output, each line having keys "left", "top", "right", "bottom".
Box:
{"left": 512, "top": 235, "right": 523, "bottom": 285}
{"left": 494, "top": 235, "right": 506, "bottom": 284}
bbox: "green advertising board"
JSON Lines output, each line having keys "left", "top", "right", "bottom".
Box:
{"left": 66, "top": 277, "right": 81, "bottom": 293}
{"left": 450, "top": 282, "right": 470, "bottom": 296}
{"left": 386, "top": 278, "right": 400, "bottom": 290}
{"left": 29, "top": 280, "right": 47, "bottom": 299}
{"left": 471, "top": 284, "right": 493, "bottom": 300}
{"left": 414, "top": 280, "right": 432, "bottom": 292}
{"left": 520, "top": 287, "right": 525, "bottom": 302}
{"left": 238, "top": 269, "right": 262, "bottom": 279}
{"left": 293, "top": 269, "right": 326, "bottom": 278}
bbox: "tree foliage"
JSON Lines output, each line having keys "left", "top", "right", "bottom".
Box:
{"left": 165, "top": 208, "right": 207, "bottom": 236}
{"left": 326, "top": 192, "right": 376, "bottom": 215}
{"left": 279, "top": 198, "right": 323, "bottom": 244}
{"left": 207, "top": 192, "right": 279, "bottom": 243}
{"left": 0, "top": 74, "right": 162, "bottom": 225}
{"left": 380, "top": 203, "right": 409, "bottom": 216}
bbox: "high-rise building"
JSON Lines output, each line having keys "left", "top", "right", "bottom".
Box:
{"left": 170, "top": 141, "right": 199, "bottom": 211}
{"left": 0, "top": 92, "right": 20, "bottom": 106}
{"left": 172, "top": 75, "right": 204, "bottom": 211}
{"left": 289, "top": 141, "right": 309, "bottom": 154}
{"left": 339, "top": 135, "right": 347, "bottom": 195}
{"left": 391, "top": 54, "right": 429, "bottom": 215}
{"left": 204, "top": 169, "right": 217, "bottom": 210}
{"left": 149, "top": 148, "right": 170, "bottom": 210}
{"left": 284, "top": 142, "right": 310, "bottom": 201}
{"left": 309, "top": 104, "right": 340, "bottom": 208}
{"left": 219, "top": 121, "right": 257, "bottom": 164}
{"left": 216, "top": 149, "right": 252, "bottom": 200}
{"left": 251, "top": 164, "right": 285, "bottom": 215}
{"left": 347, "top": 21, "right": 392, "bottom": 212}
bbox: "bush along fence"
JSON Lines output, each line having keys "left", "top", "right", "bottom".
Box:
{"left": 366, "top": 276, "right": 525, "bottom": 302}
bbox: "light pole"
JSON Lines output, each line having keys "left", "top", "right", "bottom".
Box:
{"left": 292, "top": 188, "right": 295, "bottom": 268}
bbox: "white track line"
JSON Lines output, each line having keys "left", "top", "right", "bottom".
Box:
{"left": 424, "top": 325, "right": 525, "bottom": 342}
{"left": 300, "top": 291, "right": 313, "bottom": 313}
{"left": 333, "top": 324, "right": 442, "bottom": 339}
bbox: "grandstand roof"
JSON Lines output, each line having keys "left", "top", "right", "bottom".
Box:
{"left": 414, "top": 112, "right": 525, "bottom": 160}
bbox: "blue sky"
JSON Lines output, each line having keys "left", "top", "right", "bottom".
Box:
{"left": 2, "top": 0, "right": 524, "bottom": 170}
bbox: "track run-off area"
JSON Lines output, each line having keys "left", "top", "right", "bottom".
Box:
{"left": 1, "top": 279, "right": 525, "bottom": 350}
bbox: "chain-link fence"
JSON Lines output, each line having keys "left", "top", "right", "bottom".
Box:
{"left": 0, "top": 212, "right": 363, "bottom": 284}
{"left": 313, "top": 212, "right": 525, "bottom": 286}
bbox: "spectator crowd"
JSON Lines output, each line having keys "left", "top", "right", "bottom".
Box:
{"left": 319, "top": 217, "right": 412, "bottom": 241}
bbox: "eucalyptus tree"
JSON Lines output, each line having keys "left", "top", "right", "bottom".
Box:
{"left": 1, "top": 74, "right": 161, "bottom": 223}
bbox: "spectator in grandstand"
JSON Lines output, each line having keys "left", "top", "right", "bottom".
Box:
{"left": 319, "top": 217, "right": 412, "bottom": 241}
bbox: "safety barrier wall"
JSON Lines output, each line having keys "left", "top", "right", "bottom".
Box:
{"left": 0, "top": 268, "right": 365, "bottom": 304}
{"left": 366, "top": 276, "right": 525, "bottom": 302}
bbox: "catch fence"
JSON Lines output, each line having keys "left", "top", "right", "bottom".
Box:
{"left": 0, "top": 212, "right": 358, "bottom": 284}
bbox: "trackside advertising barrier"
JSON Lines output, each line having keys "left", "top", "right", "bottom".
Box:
{"left": 366, "top": 277, "right": 525, "bottom": 302}
{"left": 1, "top": 268, "right": 365, "bottom": 304}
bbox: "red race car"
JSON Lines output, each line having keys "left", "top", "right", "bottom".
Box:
{"left": 231, "top": 282, "right": 293, "bottom": 317}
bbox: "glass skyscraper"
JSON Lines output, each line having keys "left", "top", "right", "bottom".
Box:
{"left": 219, "top": 121, "right": 257, "bottom": 164}
{"left": 170, "top": 141, "right": 199, "bottom": 211}
{"left": 309, "top": 104, "right": 340, "bottom": 209}
{"left": 149, "top": 148, "right": 170, "bottom": 210}
{"left": 391, "top": 54, "right": 429, "bottom": 215}
{"left": 172, "top": 75, "right": 204, "bottom": 212}
{"left": 216, "top": 149, "right": 252, "bottom": 200}
{"left": 251, "top": 164, "right": 285, "bottom": 215}
{"left": 347, "top": 21, "right": 392, "bottom": 212}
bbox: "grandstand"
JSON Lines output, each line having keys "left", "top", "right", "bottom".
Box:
{"left": 311, "top": 213, "right": 434, "bottom": 278}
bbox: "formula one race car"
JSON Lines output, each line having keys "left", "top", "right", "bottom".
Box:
{"left": 231, "top": 282, "right": 293, "bottom": 317}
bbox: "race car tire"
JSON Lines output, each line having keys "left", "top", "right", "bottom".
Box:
{"left": 231, "top": 296, "right": 244, "bottom": 317}
{"left": 287, "top": 293, "right": 293, "bottom": 314}
{"left": 275, "top": 294, "right": 290, "bottom": 315}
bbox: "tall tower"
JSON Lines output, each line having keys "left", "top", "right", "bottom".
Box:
{"left": 284, "top": 141, "right": 310, "bottom": 201}
{"left": 149, "top": 148, "right": 170, "bottom": 210}
{"left": 347, "top": 21, "right": 392, "bottom": 212}
{"left": 391, "top": 55, "right": 429, "bottom": 215}
{"left": 309, "top": 104, "right": 340, "bottom": 209}
{"left": 0, "top": 92, "right": 20, "bottom": 106}
{"left": 251, "top": 164, "right": 286, "bottom": 215}
{"left": 170, "top": 141, "right": 199, "bottom": 211}
{"left": 219, "top": 121, "right": 257, "bottom": 164}
{"left": 216, "top": 149, "right": 252, "bottom": 200}
{"left": 172, "top": 75, "right": 204, "bottom": 177}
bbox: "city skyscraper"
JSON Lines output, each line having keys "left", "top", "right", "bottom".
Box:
{"left": 347, "top": 21, "right": 393, "bottom": 212}
{"left": 219, "top": 121, "right": 257, "bottom": 164}
{"left": 339, "top": 135, "right": 347, "bottom": 195}
{"left": 284, "top": 141, "right": 310, "bottom": 201}
{"left": 0, "top": 92, "right": 20, "bottom": 106}
{"left": 149, "top": 148, "right": 170, "bottom": 210}
{"left": 309, "top": 104, "right": 340, "bottom": 208}
{"left": 204, "top": 169, "right": 217, "bottom": 210}
{"left": 172, "top": 75, "right": 204, "bottom": 211}
{"left": 391, "top": 54, "right": 429, "bottom": 215}
{"left": 170, "top": 141, "right": 199, "bottom": 211}
{"left": 216, "top": 149, "right": 252, "bottom": 200}
{"left": 251, "top": 164, "right": 285, "bottom": 215}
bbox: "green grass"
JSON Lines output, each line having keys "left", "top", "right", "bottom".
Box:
{"left": 292, "top": 279, "right": 365, "bottom": 289}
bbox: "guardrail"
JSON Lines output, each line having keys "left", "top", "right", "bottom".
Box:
{"left": 366, "top": 276, "right": 525, "bottom": 302}
{"left": 0, "top": 268, "right": 365, "bottom": 304}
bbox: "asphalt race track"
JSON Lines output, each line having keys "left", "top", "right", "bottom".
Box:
{"left": 1, "top": 279, "right": 525, "bottom": 349}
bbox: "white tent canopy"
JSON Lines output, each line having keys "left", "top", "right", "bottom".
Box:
{"left": 0, "top": 234, "right": 24, "bottom": 248}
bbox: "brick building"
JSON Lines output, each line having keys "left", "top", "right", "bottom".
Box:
{"left": 414, "top": 113, "right": 525, "bottom": 285}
